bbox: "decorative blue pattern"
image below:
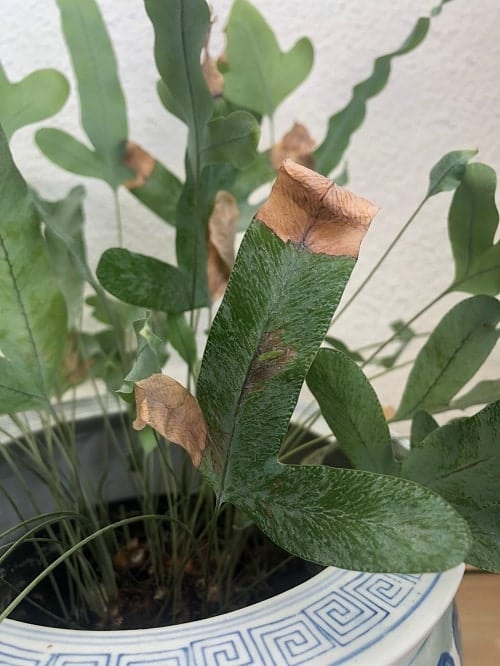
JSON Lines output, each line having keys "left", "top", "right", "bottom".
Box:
{"left": 116, "top": 652, "right": 188, "bottom": 666}
{"left": 437, "top": 653, "right": 455, "bottom": 666}
{"left": 0, "top": 642, "right": 43, "bottom": 666}
{"left": 0, "top": 567, "right": 463, "bottom": 666}
{"left": 191, "top": 631, "right": 258, "bottom": 665}
{"left": 45, "top": 657, "right": 111, "bottom": 666}
{"left": 304, "top": 572, "right": 418, "bottom": 647}
{"left": 251, "top": 616, "right": 332, "bottom": 665}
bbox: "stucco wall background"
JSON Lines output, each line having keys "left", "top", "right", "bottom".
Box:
{"left": 1, "top": 0, "right": 499, "bottom": 414}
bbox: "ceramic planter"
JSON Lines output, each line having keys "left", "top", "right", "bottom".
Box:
{"left": 0, "top": 411, "right": 463, "bottom": 665}
{"left": 0, "top": 563, "right": 463, "bottom": 665}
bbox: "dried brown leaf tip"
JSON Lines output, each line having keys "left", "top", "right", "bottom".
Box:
{"left": 257, "top": 159, "right": 378, "bottom": 258}
{"left": 133, "top": 374, "right": 207, "bottom": 468}
{"left": 207, "top": 190, "right": 239, "bottom": 300}
{"left": 123, "top": 142, "right": 155, "bottom": 189}
{"left": 202, "top": 7, "right": 224, "bottom": 98}
{"left": 62, "top": 332, "right": 93, "bottom": 386}
{"left": 270, "top": 122, "right": 316, "bottom": 171}
{"left": 202, "top": 51, "right": 224, "bottom": 98}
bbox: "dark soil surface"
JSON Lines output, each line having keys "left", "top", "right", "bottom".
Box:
{"left": 0, "top": 496, "right": 321, "bottom": 631}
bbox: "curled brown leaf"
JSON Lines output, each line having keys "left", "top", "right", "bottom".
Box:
{"left": 133, "top": 374, "right": 207, "bottom": 468}
{"left": 256, "top": 159, "right": 378, "bottom": 258}
{"left": 270, "top": 122, "right": 316, "bottom": 170}
{"left": 207, "top": 190, "right": 239, "bottom": 300}
{"left": 123, "top": 142, "right": 155, "bottom": 189}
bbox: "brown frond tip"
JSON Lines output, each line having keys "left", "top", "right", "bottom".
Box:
{"left": 256, "top": 159, "right": 379, "bottom": 258}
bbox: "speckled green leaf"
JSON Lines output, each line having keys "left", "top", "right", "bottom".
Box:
{"left": 196, "top": 220, "right": 469, "bottom": 572}
{"left": 224, "top": 0, "right": 313, "bottom": 117}
{"left": 449, "top": 163, "right": 500, "bottom": 296}
{"left": 0, "top": 128, "right": 67, "bottom": 413}
{"left": 0, "top": 64, "right": 69, "bottom": 141}
{"left": 401, "top": 401, "right": 500, "bottom": 571}
{"left": 236, "top": 464, "right": 469, "bottom": 572}
{"left": 395, "top": 296, "right": 500, "bottom": 420}
{"left": 307, "top": 349, "right": 397, "bottom": 475}
{"left": 97, "top": 248, "right": 200, "bottom": 314}
{"left": 197, "top": 220, "right": 354, "bottom": 493}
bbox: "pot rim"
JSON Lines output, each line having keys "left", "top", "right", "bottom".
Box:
{"left": 0, "top": 563, "right": 464, "bottom": 664}
{"left": 0, "top": 404, "right": 465, "bottom": 663}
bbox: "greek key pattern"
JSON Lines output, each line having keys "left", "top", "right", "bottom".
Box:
{"left": 0, "top": 570, "right": 459, "bottom": 665}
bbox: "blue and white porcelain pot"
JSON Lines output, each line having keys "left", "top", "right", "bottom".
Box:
{"left": 0, "top": 563, "right": 463, "bottom": 665}
{"left": 0, "top": 412, "right": 464, "bottom": 665}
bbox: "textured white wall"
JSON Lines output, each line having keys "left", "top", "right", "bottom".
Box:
{"left": 1, "top": 0, "right": 499, "bottom": 409}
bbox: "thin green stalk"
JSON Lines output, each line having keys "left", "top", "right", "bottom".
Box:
{"left": 113, "top": 189, "right": 123, "bottom": 247}
{"left": 361, "top": 287, "right": 450, "bottom": 368}
{"left": 280, "top": 433, "right": 335, "bottom": 464}
{"left": 367, "top": 358, "right": 415, "bottom": 382}
{"left": 201, "top": 504, "right": 222, "bottom": 619}
{"left": 8, "top": 407, "right": 119, "bottom": 615}
{"left": 0, "top": 575, "right": 72, "bottom": 628}
{"left": 0, "top": 511, "right": 80, "bottom": 622}
{"left": 154, "top": 437, "right": 183, "bottom": 605}
{"left": 218, "top": 505, "right": 251, "bottom": 608}
{"left": 280, "top": 409, "right": 324, "bottom": 456}
{"left": 352, "top": 330, "right": 430, "bottom": 355}
{"left": 333, "top": 197, "right": 427, "bottom": 323}
{"left": 268, "top": 114, "right": 276, "bottom": 148}
{"left": 0, "top": 514, "right": 174, "bottom": 623}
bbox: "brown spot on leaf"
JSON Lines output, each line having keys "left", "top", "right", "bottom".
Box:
{"left": 262, "top": 503, "right": 273, "bottom": 518}
{"left": 133, "top": 374, "right": 207, "bottom": 468}
{"left": 257, "top": 159, "right": 378, "bottom": 258}
{"left": 207, "top": 191, "right": 239, "bottom": 300}
{"left": 270, "top": 122, "right": 315, "bottom": 171}
{"left": 244, "top": 330, "right": 297, "bottom": 392}
{"left": 123, "top": 142, "right": 155, "bottom": 189}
